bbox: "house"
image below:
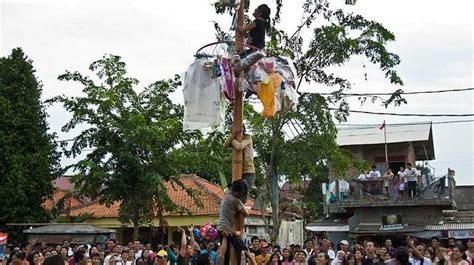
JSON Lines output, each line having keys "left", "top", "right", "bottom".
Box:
{"left": 336, "top": 123, "right": 434, "bottom": 178}
{"left": 307, "top": 123, "right": 473, "bottom": 243}
{"left": 48, "top": 175, "right": 273, "bottom": 244}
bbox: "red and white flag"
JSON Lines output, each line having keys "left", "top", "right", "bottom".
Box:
{"left": 379, "top": 120, "right": 386, "bottom": 130}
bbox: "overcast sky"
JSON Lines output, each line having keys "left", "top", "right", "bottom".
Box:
{"left": 1, "top": 0, "right": 473, "bottom": 185}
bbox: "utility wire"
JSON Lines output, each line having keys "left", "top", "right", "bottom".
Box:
{"left": 319, "top": 87, "right": 474, "bottom": 97}
{"left": 329, "top": 108, "right": 474, "bottom": 117}
{"left": 336, "top": 119, "right": 474, "bottom": 127}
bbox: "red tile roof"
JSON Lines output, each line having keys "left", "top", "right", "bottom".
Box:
{"left": 43, "top": 190, "right": 83, "bottom": 211}
{"left": 70, "top": 175, "right": 265, "bottom": 218}
{"left": 52, "top": 176, "right": 75, "bottom": 191}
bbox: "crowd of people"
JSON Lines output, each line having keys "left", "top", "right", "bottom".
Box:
{"left": 2, "top": 233, "right": 473, "bottom": 265}
{"left": 356, "top": 163, "right": 425, "bottom": 199}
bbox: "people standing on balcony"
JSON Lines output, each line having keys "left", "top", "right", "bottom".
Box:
{"left": 367, "top": 166, "right": 381, "bottom": 179}
{"left": 392, "top": 169, "right": 402, "bottom": 200}
{"left": 404, "top": 163, "right": 418, "bottom": 198}
{"left": 382, "top": 169, "right": 394, "bottom": 199}
{"left": 357, "top": 171, "right": 368, "bottom": 180}
{"left": 397, "top": 166, "right": 407, "bottom": 200}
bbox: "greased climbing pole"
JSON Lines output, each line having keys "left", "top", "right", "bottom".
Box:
{"left": 231, "top": 1, "right": 245, "bottom": 265}
{"left": 232, "top": 0, "right": 245, "bottom": 183}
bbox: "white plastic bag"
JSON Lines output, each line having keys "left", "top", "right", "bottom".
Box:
{"left": 183, "top": 59, "right": 225, "bottom": 131}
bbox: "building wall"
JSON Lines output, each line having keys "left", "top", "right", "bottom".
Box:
{"left": 336, "top": 142, "right": 415, "bottom": 179}
{"left": 352, "top": 205, "right": 444, "bottom": 225}
{"left": 79, "top": 215, "right": 273, "bottom": 244}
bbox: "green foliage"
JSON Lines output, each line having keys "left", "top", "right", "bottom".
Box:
{"left": 0, "top": 48, "right": 61, "bottom": 230}
{"left": 50, "top": 55, "right": 199, "bottom": 237}
{"left": 209, "top": 0, "right": 405, "bottom": 235}
{"left": 171, "top": 130, "right": 232, "bottom": 184}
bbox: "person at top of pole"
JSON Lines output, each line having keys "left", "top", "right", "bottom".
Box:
{"left": 236, "top": 4, "right": 271, "bottom": 52}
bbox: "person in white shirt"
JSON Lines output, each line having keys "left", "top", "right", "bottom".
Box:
{"left": 368, "top": 166, "right": 381, "bottom": 179}
{"left": 358, "top": 172, "right": 368, "bottom": 180}
{"left": 397, "top": 166, "right": 406, "bottom": 200}
{"left": 409, "top": 244, "right": 432, "bottom": 265}
{"left": 404, "top": 163, "right": 418, "bottom": 198}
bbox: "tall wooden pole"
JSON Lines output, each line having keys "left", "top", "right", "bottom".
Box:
{"left": 232, "top": 0, "right": 245, "bottom": 183}
{"left": 232, "top": 2, "right": 245, "bottom": 265}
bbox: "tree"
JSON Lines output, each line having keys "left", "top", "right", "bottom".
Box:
{"left": 0, "top": 48, "right": 61, "bottom": 233}
{"left": 211, "top": 1, "right": 405, "bottom": 241}
{"left": 51, "top": 55, "right": 199, "bottom": 240}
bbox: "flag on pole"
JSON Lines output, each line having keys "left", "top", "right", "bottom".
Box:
{"left": 379, "top": 120, "right": 386, "bottom": 130}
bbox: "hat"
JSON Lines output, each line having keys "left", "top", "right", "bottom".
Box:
{"left": 157, "top": 250, "right": 168, "bottom": 257}
{"left": 340, "top": 240, "right": 349, "bottom": 246}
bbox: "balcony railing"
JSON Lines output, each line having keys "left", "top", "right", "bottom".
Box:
{"left": 323, "top": 175, "right": 455, "bottom": 208}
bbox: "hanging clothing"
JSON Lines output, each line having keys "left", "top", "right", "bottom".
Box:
{"left": 257, "top": 72, "right": 281, "bottom": 118}
{"left": 183, "top": 59, "right": 225, "bottom": 130}
{"left": 276, "top": 82, "right": 299, "bottom": 114}
{"left": 276, "top": 57, "right": 298, "bottom": 87}
{"left": 222, "top": 57, "right": 234, "bottom": 101}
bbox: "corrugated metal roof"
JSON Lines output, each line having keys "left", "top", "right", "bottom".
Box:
{"left": 425, "top": 223, "right": 474, "bottom": 230}
{"left": 306, "top": 224, "right": 349, "bottom": 232}
{"left": 23, "top": 224, "right": 115, "bottom": 234}
{"left": 352, "top": 223, "right": 426, "bottom": 234}
{"left": 337, "top": 124, "right": 432, "bottom": 146}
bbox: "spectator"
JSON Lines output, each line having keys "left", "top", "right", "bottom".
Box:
{"left": 384, "top": 240, "right": 396, "bottom": 258}
{"left": 383, "top": 169, "right": 394, "bottom": 199}
{"left": 317, "top": 253, "right": 330, "bottom": 265}
{"left": 281, "top": 248, "right": 293, "bottom": 265}
{"left": 357, "top": 171, "right": 368, "bottom": 180}
{"left": 91, "top": 254, "right": 101, "bottom": 265}
{"left": 304, "top": 239, "right": 315, "bottom": 261}
{"left": 339, "top": 241, "right": 349, "bottom": 253}
{"left": 424, "top": 248, "right": 439, "bottom": 265}
{"left": 466, "top": 239, "right": 474, "bottom": 264}
{"left": 404, "top": 163, "right": 417, "bottom": 198}
{"left": 361, "top": 242, "right": 382, "bottom": 265}
{"left": 43, "top": 255, "right": 67, "bottom": 265}
{"left": 368, "top": 166, "right": 381, "bottom": 179}
{"left": 154, "top": 250, "right": 168, "bottom": 265}
{"left": 249, "top": 236, "right": 261, "bottom": 257}
{"left": 395, "top": 247, "right": 410, "bottom": 265}
{"left": 26, "top": 251, "right": 41, "bottom": 265}
{"left": 321, "top": 240, "right": 335, "bottom": 260}
{"left": 200, "top": 242, "right": 217, "bottom": 265}
{"left": 331, "top": 251, "right": 345, "bottom": 265}
{"left": 294, "top": 251, "right": 307, "bottom": 265}
{"left": 343, "top": 254, "right": 355, "bottom": 265}
{"left": 444, "top": 245, "right": 469, "bottom": 265}
{"left": 256, "top": 243, "right": 271, "bottom": 265}
{"left": 354, "top": 250, "right": 365, "bottom": 265}
{"left": 269, "top": 254, "right": 281, "bottom": 265}
{"left": 397, "top": 166, "right": 407, "bottom": 200}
